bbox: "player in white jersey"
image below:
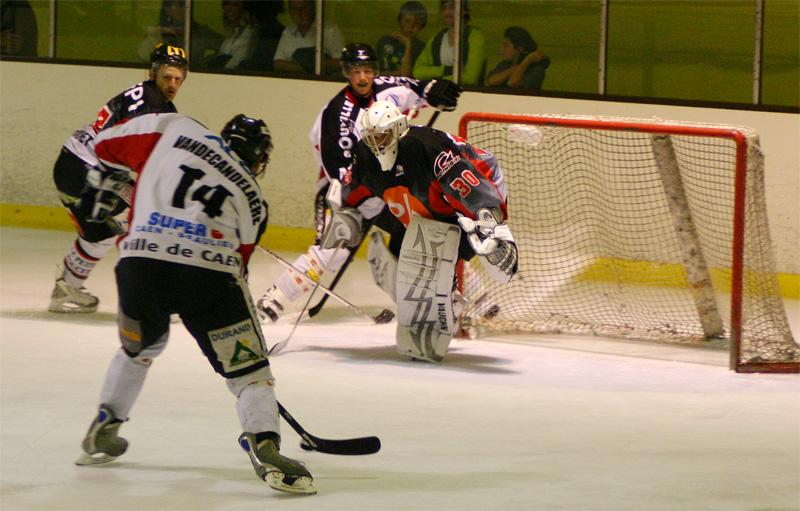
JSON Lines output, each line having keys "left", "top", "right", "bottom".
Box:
{"left": 74, "top": 113, "right": 316, "bottom": 495}
{"left": 49, "top": 44, "right": 188, "bottom": 314}
{"left": 255, "top": 42, "right": 462, "bottom": 322}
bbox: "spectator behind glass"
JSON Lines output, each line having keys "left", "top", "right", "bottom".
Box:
{"left": 486, "top": 26, "right": 550, "bottom": 91}
{"left": 238, "top": 0, "right": 285, "bottom": 71}
{"left": 413, "top": 0, "right": 486, "bottom": 86}
{"left": 1, "top": 0, "right": 38, "bottom": 57}
{"left": 206, "top": 0, "right": 259, "bottom": 70}
{"left": 376, "top": 1, "right": 427, "bottom": 77}
{"left": 273, "top": 0, "right": 343, "bottom": 75}
{"left": 137, "top": 0, "right": 223, "bottom": 66}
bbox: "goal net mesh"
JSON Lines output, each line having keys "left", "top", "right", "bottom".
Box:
{"left": 459, "top": 114, "right": 798, "bottom": 372}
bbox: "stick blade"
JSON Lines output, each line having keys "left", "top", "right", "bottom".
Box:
{"left": 268, "top": 340, "right": 289, "bottom": 356}
{"left": 374, "top": 309, "right": 395, "bottom": 324}
{"left": 300, "top": 435, "right": 381, "bottom": 456}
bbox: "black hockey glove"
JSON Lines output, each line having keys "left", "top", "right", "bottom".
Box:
{"left": 485, "top": 239, "right": 518, "bottom": 278}
{"left": 424, "top": 79, "right": 462, "bottom": 112}
{"left": 84, "top": 166, "right": 133, "bottom": 224}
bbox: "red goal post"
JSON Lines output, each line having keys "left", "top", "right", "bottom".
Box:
{"left": 458, "top": 112, "right": 798, "bottom": 373}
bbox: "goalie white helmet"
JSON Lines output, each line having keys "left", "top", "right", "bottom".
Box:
{"left": 360, "top": 100, "right": 408, "bottom": 171}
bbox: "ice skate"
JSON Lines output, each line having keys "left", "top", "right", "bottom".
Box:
{"left": 256, "top": 285, "right": 288, "bottom": 323}
{"left": 238, "top": 432, "right": 316, "bottom": 495}
{"left": 49, "top": 278, "right": 99, "bottom": 313}
{"left": 75, "top": 406, "right": 128, "bottom": 465}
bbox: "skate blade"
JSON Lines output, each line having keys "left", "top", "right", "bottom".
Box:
{"left": 75, "top": 452, "right": 118, "bottom": 466}
{"left": 265, "top": 471, "right": 316, "bottom": 495}
{"left": 48, "top": 304, "right": 98, "bottom": 314}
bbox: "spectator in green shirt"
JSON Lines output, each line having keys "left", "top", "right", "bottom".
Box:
{"left": 413, "top": 0, "right": 486, "bottom": 86}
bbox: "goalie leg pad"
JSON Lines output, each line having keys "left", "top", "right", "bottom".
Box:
{"left": 395, "top": 215, "right": 461, "bottom": 362}
{"left": 367, "top": 231, "right": 398, "bottom": 302}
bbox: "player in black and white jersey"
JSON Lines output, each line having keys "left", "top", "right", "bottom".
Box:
{"left": 325, "top": 100, "right": 517, "bottom": 362}
{"left": 256, "top": 42, "right": 462, "bottom": 322}
{"left": 74, "top": 112, "right": 316, "bottom": 495}
{"left": 48, "top": 44, "right": 189, "bottom": 314}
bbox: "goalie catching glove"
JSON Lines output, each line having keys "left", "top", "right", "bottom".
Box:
{"left": 423, "top": 79, "right": 462, "bottom": 112}
{"left": 458, "top": 208, "right": 518, "bottom": 284}
{"left": 321, "top": 207, "right": 364, "bottom": 249}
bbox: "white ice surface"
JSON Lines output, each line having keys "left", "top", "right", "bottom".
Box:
{"left": 1, "top": 227, "right": 798, "bottom": 511}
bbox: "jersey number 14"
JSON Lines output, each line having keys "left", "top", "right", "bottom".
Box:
{"left": 172, "top": 164, "right": 233, "bottom": 218}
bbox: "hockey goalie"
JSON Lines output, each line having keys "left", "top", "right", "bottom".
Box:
{"left": 327, "top": 100, "right": 518, "bottom": 362}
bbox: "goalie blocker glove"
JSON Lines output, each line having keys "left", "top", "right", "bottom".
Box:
{"left": 458, "top": 208, "right": 518, "bottom": 284}
{"left": 423, "top": 79, "right": 462, "bottom": 112}
{"left": 321, "top": 207, "right": 364, "bottom": 249}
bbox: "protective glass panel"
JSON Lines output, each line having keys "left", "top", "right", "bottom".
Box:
{"left": 761, "top": 0, "right": 799, "bottom": 107}
{"left": 607, "top": 0, "right": 756, "bottom": 103}
{"left": 191, "top": 0, "right": 283, "bottom": 72}
{"left": 328, "top": 0, "right": 434, "bottom": 79}
{"left": 1, "top": 0, "right": 47, "bottom": 57}
{"left": 266, "top": 0, "right": 341, "bottom": 77}
{"left": 54, "top": 1, "right": 162, "bottom": 63}
{"left": 473, "top": 0, "right": 600, "bottom": 93}
{"left": 328, "top": 0, "right": 600, "bottom": 92}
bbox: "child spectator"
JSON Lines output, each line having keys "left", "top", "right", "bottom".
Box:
{"left": 376, "top": 1, "right": 427, "bottom": 77}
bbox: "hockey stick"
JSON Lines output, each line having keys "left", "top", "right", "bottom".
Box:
{"left": 308, "top": 107, "right": 442, "bottom": 318}
{"left": 257, "top": 245, "right": 394, "bottom": 324}
{"left": 278, "top": 401, "right": 381, "bottom": 455}
{"left": 306, "top": 260, "right": 352, "bottom": 318}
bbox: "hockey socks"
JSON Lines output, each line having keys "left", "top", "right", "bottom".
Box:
{"left": 61, "top": 237, "right": 114, "bottom": 287}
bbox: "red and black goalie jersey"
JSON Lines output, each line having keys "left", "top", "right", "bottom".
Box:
{"left": 342, "top": 126, "right": 509, "bottom": 228}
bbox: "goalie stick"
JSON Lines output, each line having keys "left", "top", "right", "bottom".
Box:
{"left": 308, "top": 108, "right": 442, "bottom": 318}
{"left": 278, "top": 401, "right": 381, "bottom": 456}
{"left": 257, "top": 245, "right": 394, "bottom": 324}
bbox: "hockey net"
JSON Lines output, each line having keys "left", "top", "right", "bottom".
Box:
{"left": 458, "top": 112, "right": 798, "bottom": 373}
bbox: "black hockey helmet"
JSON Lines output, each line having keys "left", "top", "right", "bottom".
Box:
{"left": 221, "top": 114, "right": 273, "bottom": 177}
{"left": 341, "top": 43, "right": 378, "bottom": 73}
{"left": 149, "top": 43, "right": 189, "bottom": 76}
